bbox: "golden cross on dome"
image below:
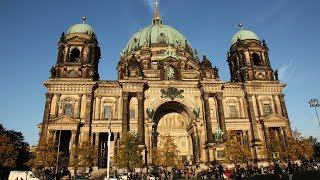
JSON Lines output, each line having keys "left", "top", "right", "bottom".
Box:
{"left": 155, "top": 1, "right": 159, "bottom": 9}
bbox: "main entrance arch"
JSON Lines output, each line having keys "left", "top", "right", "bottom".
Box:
{"left": 150, "top": 101, "right": 199, "bottom": 165}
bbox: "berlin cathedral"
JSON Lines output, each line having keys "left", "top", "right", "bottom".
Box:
{"left": 39, "top": 4, "right": 292, "bottom": 168}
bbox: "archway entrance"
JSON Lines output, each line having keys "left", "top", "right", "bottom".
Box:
{"left": 152, "top": 101, "right": 195, "bottom": 165}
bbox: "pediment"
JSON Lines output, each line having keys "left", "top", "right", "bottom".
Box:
{"left": 49, "top": 115, "right": 80, "bottom": 125}
{"left": 261, "top": 114, "right": 288, "bottom": 123}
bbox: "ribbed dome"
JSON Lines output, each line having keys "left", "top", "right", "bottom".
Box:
{"left": 67, "top": 24, "right": 95, "bottom": 35}
{"left": 122, "top": 24, "right": 193, "bottom": 56}
{"left": 231, "top": 29, "right": 259, "bottom": 45}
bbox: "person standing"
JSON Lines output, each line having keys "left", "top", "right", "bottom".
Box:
{"left": 287, "top": 162, "right": 294, "bottom": 180}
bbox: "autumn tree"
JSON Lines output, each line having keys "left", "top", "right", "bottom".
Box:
{"left": 308, "top": 136, "right": 320, "bottom": 161}
{"left": 284, "top": 130, "right": 314, "bottom": 161}
{"left": 72, "top": 140, "right": 97, "bottom": 174}
{"left": 114, "top": 132, "right": 142, "bottom": 171}
{"left": 224, "top": 132, "right": 251, "bottom": 164}
{"left": 267, "top": 138, "right": 285, "bottom": 162}
{"left": 0, "top": 133, "right": 18, "bottom": 176}
{"left": 0, "top": 124, "right": 31, "bottom": 179}
{"left": 28, "top": 138, "right": 58, "bottom": 169}
{"left": 153, "top": 134, "right": 180, "bottom": 167}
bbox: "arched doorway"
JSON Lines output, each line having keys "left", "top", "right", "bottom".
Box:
{"left": 152, "top": 101, "right": 195, "bottom": 165}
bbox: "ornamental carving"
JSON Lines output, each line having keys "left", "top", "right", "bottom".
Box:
{"left": 160, "top": 87, "right": 184, "bottom": 100}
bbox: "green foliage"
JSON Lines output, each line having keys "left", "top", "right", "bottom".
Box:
{"left": 114, "top": 132, "right": 142, "bottom": 170}
{"left": 153, "top": 134, "right": 180, "bottom": 167}
{"left": 72, "top": 141, "right": 97, "bottom": 170}
{"left": 28, "top": 138, "right": 58, "bottom": 169}
{"left": 308, "top": 136, "right": 320, "bottom": 161}
{"left": 224, "top": 137, "right": 251, "bottom": 164}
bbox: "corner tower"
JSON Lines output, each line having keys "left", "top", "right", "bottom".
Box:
{"left": 227, "top": 24, "right": 275, "bottom": 82}
{"left": 51, "top": 17, "right": 101, "bottom": 80}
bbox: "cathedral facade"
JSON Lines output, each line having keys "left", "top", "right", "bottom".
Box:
{"left": 39, "top": 6, "right": 292, "bottom": 168}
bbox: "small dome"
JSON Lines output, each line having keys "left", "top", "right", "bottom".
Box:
{"left": 231, "top": 29, "right": 259, "bottom": 46}
{"left": 67, "top": 24, "right": 95, "bottom": 35}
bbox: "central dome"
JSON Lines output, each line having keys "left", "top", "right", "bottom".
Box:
{"left": 121, "top": 5, "right": 195, "bottom": 58}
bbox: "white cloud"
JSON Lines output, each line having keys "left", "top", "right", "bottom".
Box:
{"left": 278, "top": 59, "right": 296, "bottom": 83}
{"left": 143, "top": 0, "right": 160, "bottom": 12}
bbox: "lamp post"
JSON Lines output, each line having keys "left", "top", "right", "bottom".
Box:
{"left": 309, "top": 99, "right": 320, "bottom": 127}
{"left": 106, "top": 115, "right": 112, "bottom": 179}
{"left": 55, "top": 101, "right": 64, "bottom": 180}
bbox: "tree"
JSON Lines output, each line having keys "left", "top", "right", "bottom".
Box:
{"left": 267, "top": 138, "right": 286, "bottom": 162}
{"left": 224, "top": 136, "right": 251, "bottom": 164}
{"left": 308, "top": 136, "right": 320, "bottom": 161}
{"left": 27, "top": 138, "right": 58, "bottom": 169}
{"left": 0, "top": 124, "right": 31, "bottom": 179}
{"left": 284, "top": 130, "right": 314, "bottom": 161}
{"left": 0, "top": 133, "right": 18, "bottom": 175}
{"left": 72, "top": 140, "right": 97, "bottom": 174}
{"left": 114, "top": 132, "right": 142, "bottom": 171}
{"left": 153, "top": 134, "right": 180, "bottom": 167}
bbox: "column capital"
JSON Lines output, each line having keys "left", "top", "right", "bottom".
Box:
{"left": 278, "top": 94, "right": 285, "bottom": 99}
{"left": 78, "top": 94, "right": 83, "bottom": 98}
{"left": 214, "top": 92, "right": 223, "bottom": 100}
{"left": 203, "top": 92, "right": 209, "bottom": 100}
{"left": 137, "top": 92, "right": 144, "bottom": 100}
{"left": 122, "top": 92, "right": 129, "bottom": 100}
{"left": 45, "top": 92, "right": 54, "bottom": 99}
{"left": 55, "top": 93, "right": 62, "bottom": 97}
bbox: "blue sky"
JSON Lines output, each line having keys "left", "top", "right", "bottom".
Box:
{"left": 1, "top": 0, "right": 319, "bottom": 145}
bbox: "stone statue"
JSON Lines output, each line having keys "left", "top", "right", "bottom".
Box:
{"left": 60, "top": 32, "right": 65, "bottom": 41}
{"left": 214, "top": 127, "right": 224, "bottom": 142}
{"left": 50, "top": 66, "right": 56, "bottom": 78}
{"left": 146, "top": 108, "right": 154, "bottom": 119}
{"left": 193, "top": 107, "right": 200, "bottom": 118}
{"left": 167, "top": 66, "right": 175, "bottom": 80}
{"left": 274, "top": 69, "right": 278, "bottom": 80}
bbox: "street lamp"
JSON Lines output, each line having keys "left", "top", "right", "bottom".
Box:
{"left": 309, "top": 99, "right": 320, "bottom": 127}
{"left": 55, "top": 101, "right": 64, "bottom": 180}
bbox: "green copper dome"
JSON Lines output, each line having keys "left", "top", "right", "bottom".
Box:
{"left": 122, "top": 24, "right": 193, "bottom": 56}
{"left": 231, "top": 29, "right": 259, "bottom": 45}
{"left": 67, "top": 24, "right": 95, "bottom": 35}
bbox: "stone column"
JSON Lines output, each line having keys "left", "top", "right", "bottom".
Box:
{"left": 279, "top": 94, "right": 292, "bottom": 135}
{"left": 40, "top": 93, "right": 54, "bottom": 142}
{"left": 122, "top": 92, "right": 130, "bottom": 136}
{"left": 55, "top": 94, "right": 61, "bottom": 117}
{"left": 245, "top": 94, "right": 260, "bottom": 162}
{"left": 95, "top": 132, "right": 100, "bottom": 166}
{"left": 202, "top": 92, "right": 213, "bottom": 143}
{"left": 77, "top": 94, "right": 82, "bottom": 119}
{"left": 265, "top": 127, "right": 270, "bottom": 143}
{"left": 272, "top": 95, "right": 279, "bottom": 115}
{"left": 137, "top": 92, "right": 145, "bottom": 144}
{"left": 215, "top": 93, "right": 227, "bottom": 140}
{"left": 69, "top": 130, "right": 77, "bottom": 165}
{"left": 193, "top": 132, "right": 200, "bottom": 163}
{"left": 84, "top": 93, "right": 93, "bottom": 140}
{"left": 115, "top": 96, "right": 120, "bottom": 119}
{"left": 95, "top": 96, "right": 101, "bottom": 120}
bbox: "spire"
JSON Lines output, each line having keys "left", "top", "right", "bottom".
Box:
{"left": 238, "top": 23, "right": 243, "bottom": 30}
{"left": 82, "top": 16, "right": 87, "bottom": 24}
{"left": 152, "top": 1, "right": 163, "bottom": 25}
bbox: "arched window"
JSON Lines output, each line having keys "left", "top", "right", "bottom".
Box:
{"left": 252, "top": 53, "right": 261, "bottom": 66}
{"left": 63, "top": 103, "right": 73, "bottom": 116}
{"left": 70, "top": 48, "right": 80, "bottom": 62}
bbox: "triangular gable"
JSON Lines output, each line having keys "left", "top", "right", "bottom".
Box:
{"left": 261, "top": 114, "right": 288, "bottom": 123}
{"left": 49, "top": 115, "right": 80, "bottom": 125}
